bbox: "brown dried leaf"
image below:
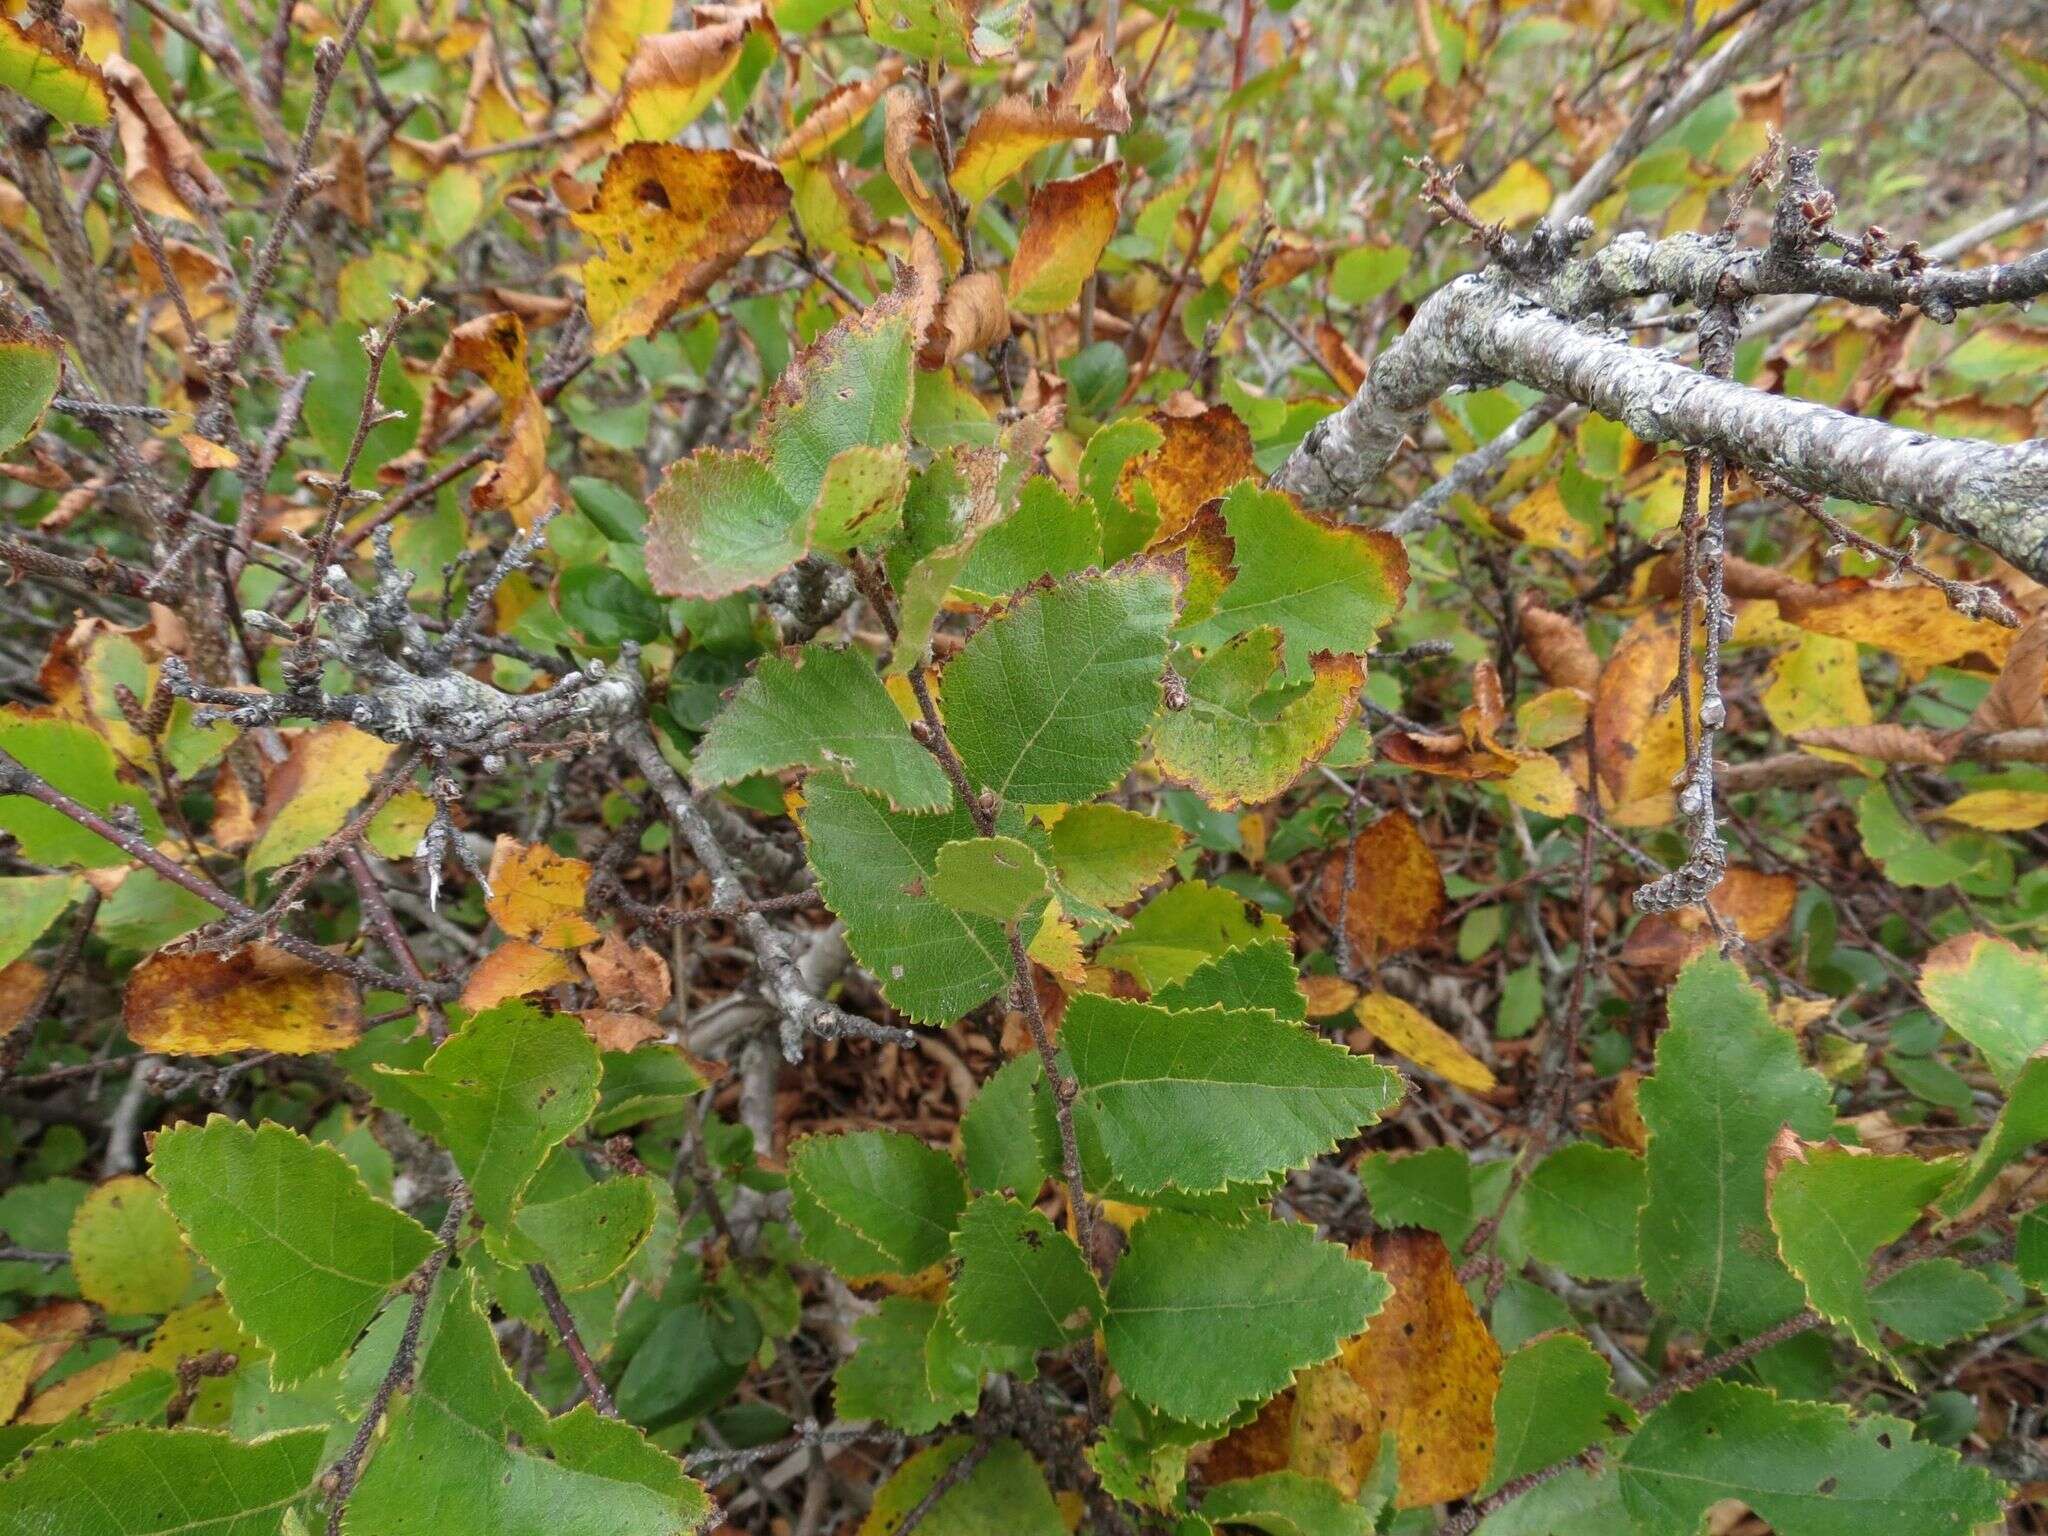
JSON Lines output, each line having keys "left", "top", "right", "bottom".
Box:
{"left": 1120, "top": 403, "right": 1256, "bottom": 544}
{"left": 1790, "top": 724, "right": 1951, "bottom": 764}
{"left": 923, "top": 271, "right": 1009, "bottom": 367}
{"left": 1340, "top": 1230, "right": 1502, "bottom": 1509}
{"left": 104, "top": 55, "right": 228, "bottom": 224}
{"left": 579, "top": 1010, "right": 667, "bottom": 1051}
{"left": 485, "top": 836, "right": 601, "bottom": 949}
{"left": 124, "top": 944, "right": 363, "bottom": 1055}
{"left": 1968, "top": 608, "right": 2047, "bottom": 732}
{"left": 1516, "top": 593, "right": 1599, "bottom": 693}
{"left": 882, "top": 86, "right": 964, "bottom": 273}
{"left": 1317, "top": 809, "right": 1445, "bottom": 964}
{"left": 580, "top": 932, "right": 672, "bottom": 1012}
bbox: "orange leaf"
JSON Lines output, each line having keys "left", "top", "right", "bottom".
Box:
{"left": 124, "top": 944, "right": 363, "bottom": 1055}
{"left": 580, "top": 932, "right": 672, "bottom": 1012}
{"left": 882, "top": 86, "right": 964, "bottom": 273}
{"left": 573, "top": 143, "right": 791, "bottom": 355}
{"left": 1121, "top": 403, "right": 1256, "bottom": 544}
{"left": 1317, "top": 810, "right": 1445, "bottom": 964}
{"left": 461, "top": 940, "right": 582, "bottom": 1010}
{"left": 485, "top": 836, "right": 601, "bottom": 949}
{"left": 1591, "top": 615, "right": 1692, "bottom": 827}
{"left": 1008, "top": 162, "right": 1122, "bottom": 315}
{"left": 1340, "top": 1230, "right": 1502, "bottom": 1508}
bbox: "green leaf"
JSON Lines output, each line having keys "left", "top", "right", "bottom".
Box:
{"left": 347, "top": 1274, "right": 711, "bottom": 1535}
{"left": 0, "top": 873, "right": 77, "bottom": 971}
{"left": 372, "top": 1002, "right": 602, "bottom": 1229}
{"left": 948, "top": 1194, "right": 1102, "bottom": 1349}
{"left": 1918, "top": 932, "right": 2048, "bottom": 1088}
{"left": 834, "top": 1296, "right": 977, "bottom": 1434}
{"left": 1095, "top": 880, "right": 1289, "bottom": 991}
{"left": 1331, "top": 244, "right": 1411, "bottom": 306}
{"left": 1359, "top": 1146, "right": 1474, "bottom": 1247}
{"left": 1486, "top": 1334, "right": 1628, "bottom": 1494}
{"left": 1179, "top": 483, "right": 1409, "bottom": 675}
{"left": 647, "top": 280, "right": 921, "bottom": 598}
{"left": 593, "top": 1047, "right": 706, "bottom": 1135}
{"left": 614, "top": 1294, "right": 760, "bottom": 1424}
{"left": 0, "top": 316, "right": 61, "bottom": 453}
{"left": 1085, "top": 1396, "right": 1199, "bottom": 1512}
{"left": 0, "top": 17, "right": 109, "bottom": 125}
{"left": 1199, "top": 1470, "right": 1376, "bottom": 1536}
{"left": 788, "top": 1129, "right": 968, "bottom": 1279}
{"left": 0, "top": 1426, "right": 323, "bottom": 1534}
{"left": 961, "top": 1053, "right": 1057, "bottom": 1196}
{"left": 1617, "top": 1381, "right": 2008, "bottom": 1536}
{"left": 0, "top": 714, "right": 163, "bottom": 868}
{"left": 860, "top": 1438, "right": 1064, "bottom": 1536}
{"left": 1509, "top": 1143, "right": 1645, "bottom": 1282}
{"left": 149, "top": 1117, "right": 435, "bottom": 1384}
{"left": 940, "top": 567, "right": 1178, "bottom": 805}
{"left": 68, "top": 1175, "right": 192, "bottom": 1316}
{"left": 954, "top": 477, "right": 1101, "bottom": 602}
{"left": 1638, "top": 955, "right": 1833, "bottom": 1340}
{"left": 798, "top": 773, "right": 1014, "bottom": 1022}
{"left": 692, "top": 643, "right": 951, "bottom": 812}
{"left": 1104, "top": 1212, "right": 1389, "bottom": 1424}
{"left": 2019, "top": 1206, "right": 2045, "bottom": 1290}
{"left": 1079, "top": 417, "right": 1164, "bottom": 563}
{"left": 1151, "top": 629, "right": 1362, "bottom": 809}
{"left": 510, "top": 1175, "right": 659, "bottom": 1291}
{"left": 1067, "top": 995, "right": 1400, "bottom": 1194}
{"left": 557, "top": 567, "right": 664, "bottom": 648}
{"left": 929, "top": 835, "right": 1053, "bottom": 922}
{"left": 1767, "top": 1141, "right": 1958, "bottom": 1376}
{"left": 1151, "top": 939, "right": 1307, "bottom": 1021}
{"left": 1868, "top": 1259, "right": 2010, "bottom": 1346}
{"left": 1940, "top": 1055, "right": 2048, "bottom": 1215}
{"left": 1854, "top": 783, "right": 1969, "bottom": 888}
{"left": 1045, "top": 805, "right": 1185, "bottom": 914}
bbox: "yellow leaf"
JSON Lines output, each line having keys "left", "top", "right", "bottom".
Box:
{"left": 1936, "top": 789, "right": 2048, "bottom": 831}
{"left": 485, "top": 836, "right": 601, "bottom": 949}
{"left": 582, "top": 0, "right": 673, "bottom": 91}
{"left": 949, "top": 46, "right": 1129, "bottom": 204}
{"left": 178, "top": 433, "right": 240, "bottom": 470}
{"left": 1514, "top": 686, "right": 1587, "bottom": 750}
{"left": 1592, "top": 615, "right": 1692, "bottom": 827}
{"left": 1498, "top": 750, "right": 1582, "bottom": 818}
{"left": 67, "top": 1175, "right": 192, "bottom": 1315}
{"left": 123, "top": 943, "right": 363, "bottom": 1055}
{"left": 882, "top": 86, "right": 964, "bottom": 272}
{"left": 779, "top": 63, "right": 906, "bottom": 166}
{"left": 19, "top": 1348, "right": 147, "bottom": 1424}
{"left": 1764, "top": 630, "right": 1871, "bottom": 752}
{"left": 1207, "top": 1359, "right": 1385, "bottom": 1498}
{"left": 1354, "top": 991, "right": 1497, "bottom": 1094}
{"left": 1028, "top": 901, "right": 1088, "bottom": 984}
{"left": 1778, "top": 579, "right": 2014, "bottom": 674}
{"left": 614, "top": 16, "right": 754, "bottom": 145}
{"left": 1008, "top": 162, "right": 1123, "bottom": 315}
{"left": 460, "top": 940, "right": 583, "bottom": 1010}
{"left": 1340, "top": 1229, "right": 1503, "bottom": 1507}
{"left": 246, "top": 723, "right": 397, "bottom": 873}
{"left": 1300, "top": 975, "right": 1360, "bottom": 1018}
{"left": 0, "top": 15, "right": 109, "bottom": 125}
{"left": 574, "top": 143, "right": 791, "bottom": 354}
{"left": 1501, "top": 482, "right": 1593, "bottom": 559}
{"left": 1466, "top": 158, "right": 1551, "bottom": 227}
{"left": 412, "top": 311, "right": 553, "bottom": 523}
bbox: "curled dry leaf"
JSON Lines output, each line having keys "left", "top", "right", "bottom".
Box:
{"left": 1791, "top": 723, "right": 1950, "bottom": 764}
{"left": 1968, "top": 608, "right": 2047, "bottom": 732}
{"left": 1340, "top": 1229, "right": 1503, "bottom": 1509}
{"left": 1352, "top": 990, "right": 1497, "bottom": 1094}
{"left": 103, "top": 55, "right": 228, "bottom": 224}
{"left": 1009, "top": 162, "right": 1123, "bottom": 316}
{"left": 1516, "top": 592, "right": 1599, "bottom": 693}
{"left": 882, "top": 86, "right": 964, "bottom": 273}
{"left": 950, "top": 44, "right": 1130, "bottom": 204}
{"left": 923, "top": 271, "right": 1010, "bottom": 368}
{"left": 615, "top": 13, "right": 758, "bottom": 146}
{"left": 408, "top": 311, "right": 552, "bottom": 523}
{"left": 580, "top": 931, "right": 672, "bottom": 1012}
{"left": 460, "top": 939, "right": 582, "bottom": 1011}
{"left": 485, "top": 836, "right": 601, "bottom": 949}
{"left": 780, "top": 60, "right": 906, "bottom": 167}
{"left": 573, "top": 143, "right": 791, "bottom": 355}
{"left": 1317, "top": 809, "right": 1445, "bottom": 964}
{"left": 1592, "top": 615, "right": 1692, "bottom": 827}
{"left": 124, "top": 944, "right": 363, "bottom": 1055}
{"left": 579, "top": 1010, "right": 667, "bottom": 1051}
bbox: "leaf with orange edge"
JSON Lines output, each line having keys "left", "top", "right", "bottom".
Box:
{"left": 460, "top": 939, "right": 583, "bottom": 1011}
{"left": 859, "top": 0, "right": 1033, "bottom": 65}
{"left": 781, "top": 62, "right": 906, "bottom": 167}
{"left": 1151, "top": 629, "right": 1362, "bottom": 809}
{"left": 1205, "top": 1359, "right": 1385, "bottom": 1500}
{"left": 573, "top": 143, "right": 790, "bottom": 355}
{"left": 485, "top": 837, "right": 601, "bottom": 949}
{"left": 417, "top": 311, "right": 552, "bottom": 523}
{"left": 1777, "top": 578, "right": 2016, "bottom": 673}
{"left": 1353, "top": 991, "right": 1497, "bottom": 1094}
{"left": 1318, "top": 810, "right": 1445, "bottom": 964}
{"left": 949, "top": 45, "right": 1129, "bottom": 204}
{"left": 615, "top": 17, "right": 757, "bottom": 145}
{"left": 1009, "top": 162, "right": 1122, "bottom": 315}
{"left": 882, "top": 86, "right": 964, "bottom": 272}
{"left": 582, "top": 0, "right": 672, "bottom": 90}
{"left": 1119, "top": 403, "right": 1255, "bottom": 545}
{"left": 1339, "top": 1229, "right": 1503, "bottom": 1509}
{"left": 1592, "top": 615, "right": 1692, "bottom": 827}
{"left": 246, "top": 723, "right": 398, "bottom": 873}
{"left": 124, "top": 943, "right": 364, "bottom": 1055}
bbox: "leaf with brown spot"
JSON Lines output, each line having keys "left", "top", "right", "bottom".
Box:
{"left": 1790, "top": 723, "right": 1950, "bottom": 764}
{"left": 485, "top": 837, "right": 601, "bottom": 949}
{"left": 124, "top": 944, "right": 363, "bottom": 1055}
{"left": 1120, "top": 404, "right": 1256, "bottom": 545}
{"left": 1352, "top": 991, "right": 1496, "bottom": 1094}
{"left": 1339, "top": 1229, "right": 1502, "bottom": 1509}
{"left": 949, "top": 45, "right": 1129, "bottom": 204}
{"left": 573, "top": 143, "right": 791, "bottom": 355}
{"left": 1317, "top": 810, "right": 1445, "bottom": 964}
{"left": 1777, "top": 578, "right": 2015, "bottom": 674}
{"left": 580, "top": 932, "right": 672, "bottom": 1012}
{"left": 1591, "top": 615, "right": 1692, "bottom": 827}
{"left": 1009, "top": 162, "right": 1123, "bottom": 316}
{"left": 1205, "top": 1360, "right": 1385, "bottom": 1499}
{"left": 460, "top": 940, "right": 582, "bottom": 1011}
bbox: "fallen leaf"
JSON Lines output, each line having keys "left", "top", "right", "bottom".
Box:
{"left": 1352, "top": 991, "right": 1496, "bottom": 1093}
{"left": 124, "top": 944, "right": 363, "bottom": 1055}
{"left": 1318, "top": 810, "right": 1445, "bottom": 963}
{"left": 485, "top": 837, "right": 601, "bottom": 949}
{"left": 1340, "top": 1229, "right": 1502, "bottom": 1508}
